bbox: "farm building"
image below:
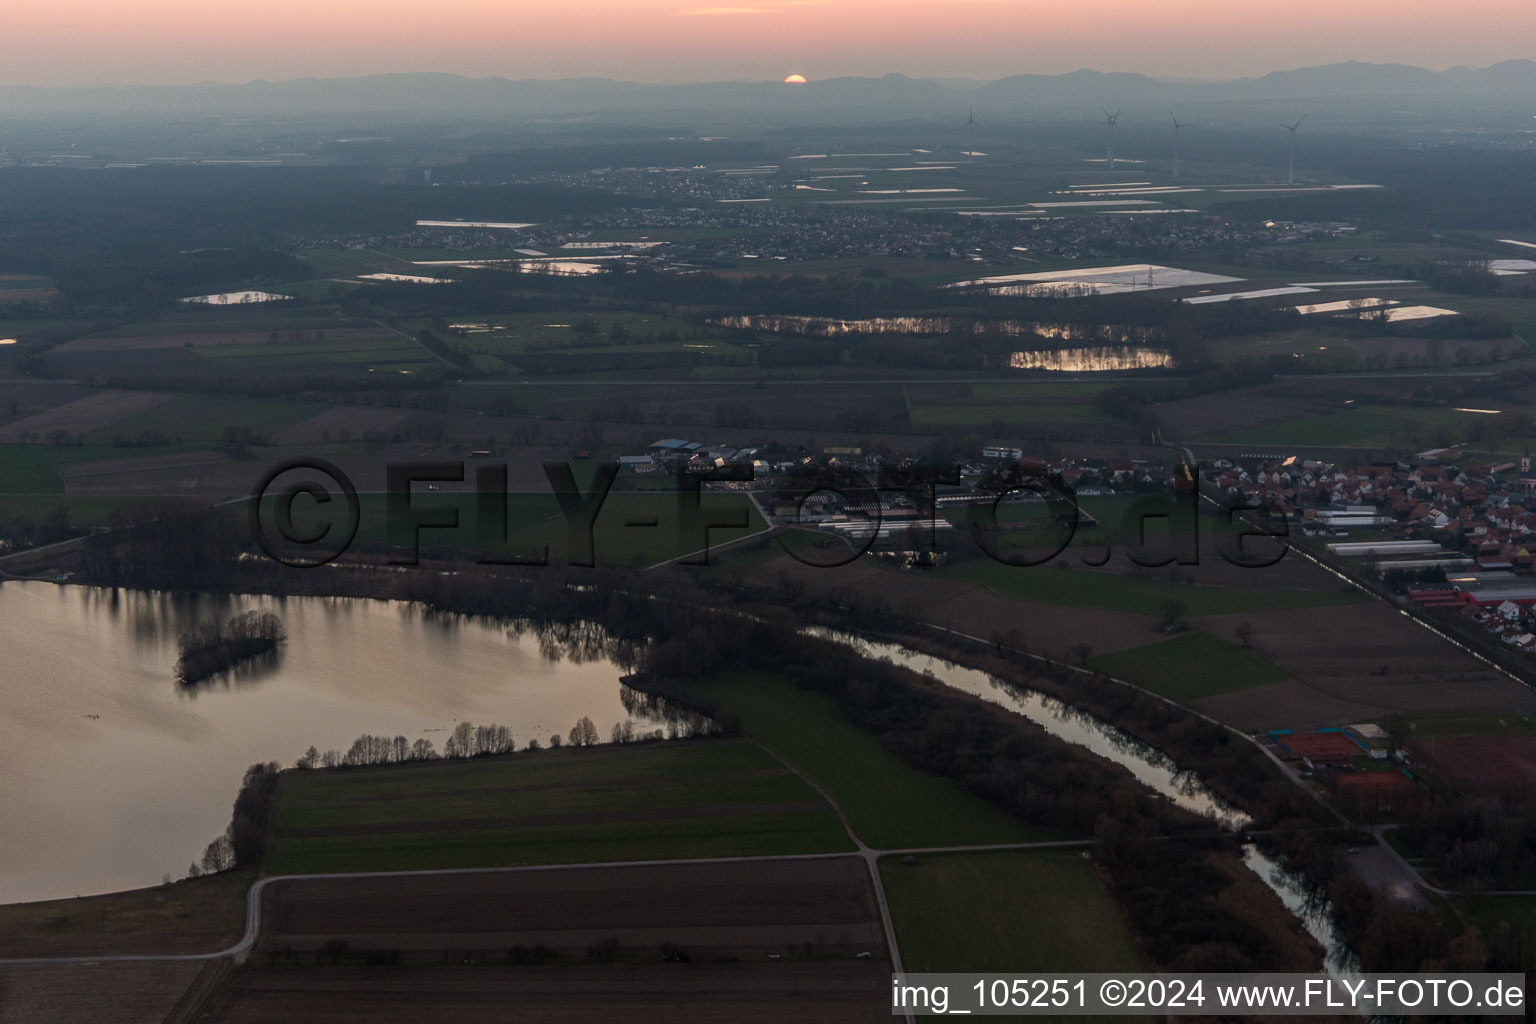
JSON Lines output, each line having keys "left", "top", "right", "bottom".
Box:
{"left": 1327, "top": 540, "right": 1442, "bottom": 557}
{"left": 618, "top": 455, "right": 657, "bottom": 473}
{"left": 1458, "top": 586, "right": 1536, "bottom": 608}
{"left": 647, "top": 438, "right": 702, "bottom": 461}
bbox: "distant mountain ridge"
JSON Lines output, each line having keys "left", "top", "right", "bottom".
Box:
{"left": 3, "top": 60, "right": 1534, "bottom": 120}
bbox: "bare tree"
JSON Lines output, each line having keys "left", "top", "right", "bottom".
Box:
{"left": 201, "top": 833, "right": 234, "bottom": 874}
{"left": 446, "top": 721, "right": 476, "bottom": 758}
{"left": 568, "top": 716, "right": 598, "bottom": 747}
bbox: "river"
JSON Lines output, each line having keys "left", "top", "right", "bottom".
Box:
{"left": 0, "top": 582, "right": 652, "bottom": 904}
{"left": 817, "top": 631, "right": 1355, "bottom": 973}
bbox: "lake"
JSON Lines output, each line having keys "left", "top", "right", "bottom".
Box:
{"left": 0, "top": 583, "right": 664, "bottom": 904}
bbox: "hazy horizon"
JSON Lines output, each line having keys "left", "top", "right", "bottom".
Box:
{"left": 6, "top": 0, "right": 1535, "bottom": 88}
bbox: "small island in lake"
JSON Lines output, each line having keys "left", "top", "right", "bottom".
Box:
{"left": 175, "top": 611, "right": 286, "bottom": 684}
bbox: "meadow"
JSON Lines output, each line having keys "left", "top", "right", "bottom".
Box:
{"left": 1090, "top": 631, "right": 1291, "bottom": 702}
{"left": 881, "top": 849, "right": 1145, "bottom": 973}
{"left": 675, "top": 672, "right": 1058, "bottom": 849}
{"left": 265, "top": 739, "right": 854, "bottom": 875}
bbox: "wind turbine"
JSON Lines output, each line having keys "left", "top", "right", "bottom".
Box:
{"left": 1101, "top": 108, "right": 1121, "bottom": 170}
{"left": 1169, "top": 111, "right": 1189, "bottom": 180}
{"left": 1279, "top": 114, "right": 1305, "bottom": 186}
{"left": 960, "top": 104, "right": 981, "bottom": 160}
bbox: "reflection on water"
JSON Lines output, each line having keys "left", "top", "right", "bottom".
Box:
{"left": 177, "top": 290, "right": 293, "bottom": 305}
{"left": 514, "top": 260, "right": 606, "bottom": 277}
{"left": 713, "top": 313, "right": 1157, "bottom": 344}
{"left": 1010, "top": 346, "right": 1174, "bottom": 371}
{"left": 1244, "top": 844, "right": 1357, "bottom": 978}
{"left": 817, "top": 631, "right": 1247, "bottom": 828}
{"left": 0, "top": 583, "right": 669, "bottom": 903}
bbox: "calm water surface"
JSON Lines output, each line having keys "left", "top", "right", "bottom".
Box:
{"left": 0, "top": 583, "right": 649, "bottom": 904}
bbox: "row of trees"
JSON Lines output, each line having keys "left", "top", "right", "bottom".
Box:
{"left": 288, "top": 716, "right": 668, "bottom": 772}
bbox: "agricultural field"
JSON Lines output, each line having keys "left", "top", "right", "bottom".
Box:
{"left": 1089, "top": 631, "right": 1290, "bottom": 702}
{"left": 0, "top": 442, "right": 185, "bottom": 494}
{"left": 905, "top": 381, "right": 1117, "bottom": 430}
{"left": 204, "top": 960, "right": 889, "bottom": 1024}
{"left": 402, "top": 310, "right": 712, "bottom": 357}
{"left": 881, "top": 849, "right": 1144, "bottom": 973}
{"left": 0, "top": 961, "right": 208, "bottom": 1024}
{"left": 0, "top": 390, "right": 172, "bottom": 444}
{"left": 674, "top": 673, "right": 1057, "bottom": 849}
{"left": 44, "top": 312, "right": 441, "bottom": 381}
{"left": 1406, "top": 734, "right": 1536, "bottom": 795}
{"left": 1210, "top": 404, "right": 1508, "bottom": 449}
{"left": 1398, "top": 713, "right": 1536, "bottom": 738}
{"left": 937, "top": 556, "right": 1360, "bottom": 618}
{"left": 0, "top": 274, "right": 60, "bottom": 304}
{"left": 77, "top": 394, "right": 324, "bottom": 445}
{"left": 1188, "top": 600, "right": 1536, "bottom": 730}
{"left": 257, "top": 856, "right": 885, "bottom": 962}
{"left": 0, "top": 869, "right": 252, "bottom": 957}
{"left": 264, "top": 738, "right": 854, "bottom": 875}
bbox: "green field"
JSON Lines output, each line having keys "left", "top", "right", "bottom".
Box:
{"left": 265, "top": 739, "right": 853, "bottom": 874}
{"left": 1399, "top": 713, "right": 1536, "bottom": 738}
{"left": 0, "top": 443, "right": 212, "bottom": 494}
{"left": 1090, "top": 631, "right": 1291, "bottom": 702}
{"left": 677, "top": 673, "right": 1058, "bottom": 849}
{"left": 1213, "top": 405, "right": 1499, "bottom": 448}
{"left": 939, "top": 558, "right": 1361, "bottom": 617}
{"left": 882, "top": 850, "right": 1145, "bottom": 974}
{"left": 0, "top": 493, "right": 170, "bottom": 526}
{"left": 909, "top": 401, "right": 1111, "bottom": 427}
{"left": 1463, "top": 895, "right": 1536, "bottom": 969}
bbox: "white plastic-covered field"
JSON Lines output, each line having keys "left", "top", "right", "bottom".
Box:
{"left": 1181, "top": 286, "right": 1318, "bottom": 304}
{"left": 1381, "top": 305, "right": 1460, "bottom": 322}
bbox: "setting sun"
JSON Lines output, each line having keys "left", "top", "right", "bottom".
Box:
{"left": 783, "top": 73, "right": 807, "bottom": 84}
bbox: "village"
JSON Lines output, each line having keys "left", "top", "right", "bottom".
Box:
{"left": 618, "top": 429, "right": 1536, "bottom": 656}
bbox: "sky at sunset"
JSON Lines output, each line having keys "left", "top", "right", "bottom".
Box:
{"left": 6, "top": 0, "right": 1535, "bottom": 87}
